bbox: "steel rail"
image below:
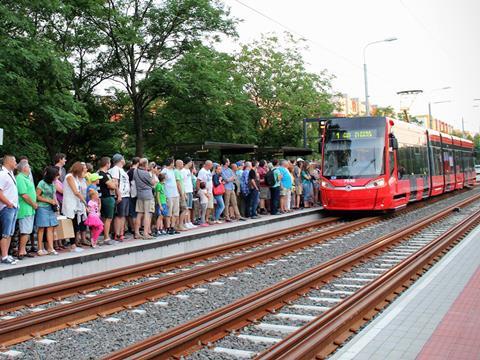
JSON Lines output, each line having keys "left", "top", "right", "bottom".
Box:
{"left": 0, "top": 188, "right": 462, "bottom": 313}
{"left": 257, "top": 207, "right": 480, "bottom": 359}
{"left": 0, "top": 218, "right": 335, "bottom": 313}
{"left": 102, "top": 194, "right": 480, "bottom": 360}
{"left": 0, "top": 217, "right": 379, "bottom": 346}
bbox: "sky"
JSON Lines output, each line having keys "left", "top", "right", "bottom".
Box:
{"left": 218, "top": 0, "right": 480, "bottom": 133}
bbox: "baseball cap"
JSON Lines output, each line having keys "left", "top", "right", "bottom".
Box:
{"left": 87, "top": 172, "right": 103, "bottom": 183}
{"left": 296, "top": 158, "right": 305, "bottom": 162}
{"left": 112, "top": 153, "right": 124, "bottom": 164}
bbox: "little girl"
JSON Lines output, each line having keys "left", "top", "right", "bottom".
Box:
{"left": 197, "top": 181, "right": 210, "bottom": 227}
{"left": 84, "top": 189, "right": 104, "bottom": 248}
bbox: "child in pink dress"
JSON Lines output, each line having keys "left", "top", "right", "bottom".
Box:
{"left": 84, "top": 190, "right": 104, "bottom": 248}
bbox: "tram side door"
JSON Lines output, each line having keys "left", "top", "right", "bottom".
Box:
{"left": 389, "top": 135, "right": 405, "bottom": 206}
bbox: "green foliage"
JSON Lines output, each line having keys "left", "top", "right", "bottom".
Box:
{"left": 373, "top": 106, "right": 396, "bottom": 117}
{"left": 143, "top": 45, "right": 258, "bottom": 157}
{"left": 236, "top": 33, "right": 336, "bottom": 148}
{"left": 0, "top": 1, "right": 339, "bottom": 166}
{"left": 0, "top": 35, "right": 87, "bottom": 171}
{"left": 88, "top": 0, "right": 237, "bottom": 156}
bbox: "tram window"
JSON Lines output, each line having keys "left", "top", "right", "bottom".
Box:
{"left": 433, "top": 147, "right": 443, "bottom": 176}
{"left": 461, "top": 151, "right": 467, "bottom": 171}
{"left": 454, "top": 150, "right": 461, "bottom": 173}
{"left": 443, "top": 150, "right": 453, "bottom": 175}
{"left": 397, "top": 144, "right": 408, "bottom": 179}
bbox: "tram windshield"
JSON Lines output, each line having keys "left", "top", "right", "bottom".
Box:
{"left": 323, "top": 117, "right": 386, "bottom": 179}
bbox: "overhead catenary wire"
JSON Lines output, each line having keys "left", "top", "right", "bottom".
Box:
{"left": 229, "top": 0, "right": 397, "bottom": 87}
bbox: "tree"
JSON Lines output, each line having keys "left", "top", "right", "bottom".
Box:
{"left": 373, "top": 106, "right": 396, "bottom": 117}
{"left": 143, "top": 45, "right": 258, "bottom": 156}
{"left": 0, "top": 1, "right": 88, "bottom": 168}
{"left": 85, "top": 0, "right": 236, "bottom": 156}
{"left": 236, "top": 33, "right": 336, "bottom": 148}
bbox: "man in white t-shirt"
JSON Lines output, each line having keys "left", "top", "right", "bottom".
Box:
{"left": 109, "top": 154, "right": 130, "bottom": 241}
{"left": 181, "top": 158, "right": 196, "bottom": 229}
{"left": 161, "top": 158, "right": 180, "bottom": 235}
{"left": 0, "top": 155, "right": 19, "bottom": 265}
{"left": 197, "top": 160, "right": 213, "bottom": 224}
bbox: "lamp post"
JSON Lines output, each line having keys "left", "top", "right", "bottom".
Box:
{"left": 363, "top": 37, "right": 398, "bottom": 116}
{"left": 427, "top": 86, "right": 451, "bottom": 129}
{"left": 474, "top": 99, "right": 480, "bottom": 134}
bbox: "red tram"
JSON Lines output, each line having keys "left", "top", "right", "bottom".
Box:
{"left": 320, "top": 116, "right": 475, "bottom": 211}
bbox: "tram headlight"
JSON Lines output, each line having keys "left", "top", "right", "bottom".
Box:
{"left": 321, "top": 180, "right": 334, "bottom": 189}
{"left": 365, "top": 178, "right": 386, "bottom": 188}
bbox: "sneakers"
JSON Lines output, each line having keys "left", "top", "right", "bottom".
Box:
{"left": 1, "top": 256, "right": 18, "bottom": 265}
{"left": 104, "top": 239, "right": 119, "bottom": 245}
{"left": 200, "top": 223, "right": 209, "bottom": 227}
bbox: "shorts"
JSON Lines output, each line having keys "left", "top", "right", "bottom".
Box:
{"left": 167, "top": 196, "right": 180, "bottom": 217}
{"left": 280, "top": 188, "right": 288, "bottom": 196}
{"left": 180, "top": 196, "right": 187, "bottom": 212}
{"left": 115, "top": 197, "right": 130, "bottom": 217}
{"left": 155, "top": 203, "right": 168, "bottom": 217}
{"left": 19, "top": 215, "right": 35, "bottom": 234}
{"left": 35, "top": 206, "right": 59, "bottom": 228}
{"left": 136, "top": 198, "right": 155, "bottom": 214}
{"left": 0, "top": 207, "right": 18, "bottom": 237}
{"left": 101, "top": 197, "right": 115, "bottom": 219}
{"left": 129, "top": 197, "right": 137, "bottom": 218}
{"left": 186, "top": 192, "right": 193, "bottom": 209}
{"left": 207, "top": 194, "right": 214, "bottom": 209}
{"left": 260, "top": 187, "right": 271, "bottom": 200}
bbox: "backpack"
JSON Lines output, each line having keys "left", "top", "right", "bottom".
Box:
{"left": 240, "top": 170, "right": 250, "bottom": 196}
{"left": 264, "top": 169, "right": 276, "bottom": 187}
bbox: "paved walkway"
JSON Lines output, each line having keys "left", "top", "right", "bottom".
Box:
{"left": 331, "top": 224, "right": 480, "bottom": 360}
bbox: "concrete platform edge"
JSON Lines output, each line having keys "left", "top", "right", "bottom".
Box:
{"left": 0, "top": 208, "right": 322, "bottom": 292}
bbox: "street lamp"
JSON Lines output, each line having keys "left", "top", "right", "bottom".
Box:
{"left": 363, "top": 37, "right": 398, "bottom": 116}
{"left": 474, "top": 99, "right": 480, "bottom": 134}
{"left": 427, "top": 86, "right": 451, "bottom": 129}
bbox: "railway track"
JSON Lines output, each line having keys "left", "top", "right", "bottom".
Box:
{"left": 0, "top": 218, "right": 338, "bottom": 313}
{"left": 0, "top": 216, "right": 380, "bottom": 346}
{"left": 0, "top": 187, "right": 462, "bottom": 315}
{"left": 102, "top": 193, "right": 480, "bottom": 360}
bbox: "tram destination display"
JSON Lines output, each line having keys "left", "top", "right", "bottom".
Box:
{"left": 331, "top": 129, "right": 378, "bottom": 140}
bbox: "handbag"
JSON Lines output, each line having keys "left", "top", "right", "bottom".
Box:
{"left": 213, "top": 182, "right": 225, "bottom": 196}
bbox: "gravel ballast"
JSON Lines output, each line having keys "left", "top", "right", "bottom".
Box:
{"left": 8, "top": 188, "right": 480, "bottom": 359}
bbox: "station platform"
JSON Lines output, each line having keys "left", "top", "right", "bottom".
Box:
{"left": 0, "top": 208, "right": 323, "bottom": 293}
{"left": 331, "top": 223, "right": 480, "bottom": 360}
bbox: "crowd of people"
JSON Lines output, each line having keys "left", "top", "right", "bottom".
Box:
{"left": 0, "top": 153, "right": 322, "bottom": 265}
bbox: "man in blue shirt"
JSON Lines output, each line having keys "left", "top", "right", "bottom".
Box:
{"left": 278, "top": 159, "right": 292, "bottom": 213}
{"left": 221, "top": 159, "right": 245, "bottom": 221}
